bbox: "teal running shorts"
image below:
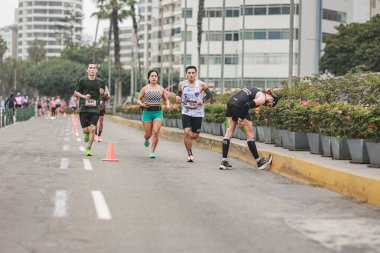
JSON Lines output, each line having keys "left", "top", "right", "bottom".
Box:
{"left": 142, "top": 110, "right": 163, "bottom": 122}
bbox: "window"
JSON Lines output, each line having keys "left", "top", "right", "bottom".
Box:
{"left": 226, "top": 8, "right": 239, "bottom": 17}
{"left": 323, "top": 9, "right": 347, "bottom": 23}
{"left": 182, "top": 8, "right": 192, "bottom": 18}
{"left": 254, "top": 30, "right": 266, "bottom": 39}
{"left": 268, "top": 6, "right": 281, "bottom": 15}
{"left": 254, "top": 6, "right": 267, "bottom": 15}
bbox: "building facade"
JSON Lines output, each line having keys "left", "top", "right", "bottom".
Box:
{"left": 135, "top": 0, "right": 377, "bottom": 90}
{"left": 16, "top": 0, "right": 83, "bottom": 59}
{"left": 0, "top": 24, "right": 18, "bottom": 60}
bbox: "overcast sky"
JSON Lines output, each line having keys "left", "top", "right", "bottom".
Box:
{"left": 0, "top": 0, "right": 113, "bottom": 42}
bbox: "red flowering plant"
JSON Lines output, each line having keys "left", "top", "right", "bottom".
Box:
{"left": 279, "top": 99, "right": 314, "bottom": 133}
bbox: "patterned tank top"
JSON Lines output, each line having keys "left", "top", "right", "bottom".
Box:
{"left": 144, "top": 87, "right": 162, "bottom": 104}
{"left": 181, "top": 79, "right": 204, "bottom": 117}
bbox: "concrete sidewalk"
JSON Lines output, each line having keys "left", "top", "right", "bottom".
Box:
{"left": 110, "top": 116, "right": 380, "bottom": 206}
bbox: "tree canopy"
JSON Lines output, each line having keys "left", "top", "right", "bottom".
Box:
{"left": 320, "top": 15, "right": 380, "bottom": 75}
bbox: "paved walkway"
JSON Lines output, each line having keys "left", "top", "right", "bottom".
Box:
{"left": 111, "top": 115, "right": 380, "bottom": 206}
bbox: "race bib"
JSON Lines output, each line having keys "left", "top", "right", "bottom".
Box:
{"left": 85, "top": 99, "right": 97, "bottom": 107}
{"left": 186, "top": 101, "right": 198, "bottom": 108}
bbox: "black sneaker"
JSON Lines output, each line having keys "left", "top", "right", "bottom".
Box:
{"left": 219, "top": 161, "right": 232, "bottom": 170}
{"left": 257, "top": 155, "right": 272, "bottom": 170}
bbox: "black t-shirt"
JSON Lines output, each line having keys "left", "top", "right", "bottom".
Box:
{"left": 75, "top": 77, "right": 106, "bottom": 113}
{"left": 227, "top": 88, "right": 260, "bottom": 108}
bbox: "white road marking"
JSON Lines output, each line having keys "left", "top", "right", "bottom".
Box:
{"left": 77, "top": 138, "right": 81, "bottom": 142}
{"left": 60, "top": 158, "right": 69, "bottom": 169}
{"left": 63, "top": 144, "right": 70, "bottom": 151}
{"left": 53, "top": 190, "right": 67, "bottom": 217}
{"left": 91, "top": 191, "right": 112, "bottom": 220}
{"left": 64, "top": 137, "right": 69, "bottom": 142}
{"left": 83, "top": 159, "right": 93, "bottom": 170}
{"left": 79, "top": 146, "right": 85, "bottom": 152}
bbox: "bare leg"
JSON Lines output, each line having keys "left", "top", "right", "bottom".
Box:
{"left": 150, "top": 119, "right": 162, "bottom": 152}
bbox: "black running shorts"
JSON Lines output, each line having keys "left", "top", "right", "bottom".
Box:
{"left": 225, "top": 104, "right": 252, "bottom": 121}
{"left": 79, "top": 112, "right": 99, "bottom": 128}
{"left": 182, "top": 114, "right": 202, "bottom": 133}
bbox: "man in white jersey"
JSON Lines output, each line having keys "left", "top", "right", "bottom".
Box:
{"left": 175, "top": 66, "right": 212, "bottom": 162}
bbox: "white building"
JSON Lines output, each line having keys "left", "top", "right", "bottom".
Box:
{"left": 16, "top": 0, "right": 83, "bottom": 59}
{"left": 0, "top": 24, "right": 18, "bottom": 60}
{"left": 138, "top": 0, "right": 378, "bottom": 89}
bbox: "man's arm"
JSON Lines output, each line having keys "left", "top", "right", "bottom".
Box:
{"left": 175, "top": 82, "right": 184, "bottom": 103}
{"left": 238, "top": 92, "right": 266, "bottom": 120}
{"left": 201, "top": 81, "right": 212, "bottom": 104}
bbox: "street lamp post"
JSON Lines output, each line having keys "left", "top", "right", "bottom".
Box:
{"left": 184, "top": 0, "right": 188, "bottom": 70}
{"left": 241, "top": 0, "right": 245, "bottom": 87}
{"left": 288, "top": 0, "right": 295, "bottom": 88}
{"left": 221, "top": 0, "right": 226, "bottom": 94}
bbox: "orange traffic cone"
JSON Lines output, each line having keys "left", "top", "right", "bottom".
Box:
{"left": 102, "top": 141, "right": 119, "bottom": 162}
{"left": 71, "top": 122, "right": 78, "bottom": 134}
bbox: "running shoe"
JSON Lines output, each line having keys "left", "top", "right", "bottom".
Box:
{"left": 84, "top": 133, "right": 89, "bottom": 142}
{"left": 187, "top": 155, "right": 194, "bottom": 162}
{"left": 257, "top": 155, "right": 272, "bottom": 170}
{"left": 85, "top": 148, "right": 92, "bottom": 156}
{"left": 94, "top": 135, "right": 99, "bottom": 142}
{"left": 98, "top": 136, "right": 103, "bottom": 142}
{"left": 219, "top": 161, "right": 233, "bottom": 170}
{"left": 149, "top": 152, "right": 156, "bottom": 158}
{"left": 144, "top": 139, "right": 150, "bottom": 147}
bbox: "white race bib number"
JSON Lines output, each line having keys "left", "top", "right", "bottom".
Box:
{"left": 85, "top": 99, "right": 97, "bottom": 107}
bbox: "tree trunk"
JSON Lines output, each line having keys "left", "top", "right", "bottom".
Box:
{"left": 112, "top": 7, "right": 122, "bottom": 107}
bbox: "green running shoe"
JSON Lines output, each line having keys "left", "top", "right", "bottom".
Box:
{"left": 144, "top": 139, "right": 150, "bottom": 147}
{"left": 149, "top": 152, "right": 156, "bottom": 158}
{"left": 85, "top": 148, "right": 92, "bottom": 156}
{"left": 84, "top": 133, "right": 89, "bottom": 142}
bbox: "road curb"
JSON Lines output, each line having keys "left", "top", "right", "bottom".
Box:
{"left": 110, "top": 116, "right": 380, "bottom": 206}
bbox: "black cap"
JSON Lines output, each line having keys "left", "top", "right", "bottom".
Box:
{"left": 272, "top": 94, "right": 279, "bottom": 107}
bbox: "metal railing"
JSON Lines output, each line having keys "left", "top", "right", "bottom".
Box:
{"left": 0, "top": 107, "right": 35, "bottom": 128}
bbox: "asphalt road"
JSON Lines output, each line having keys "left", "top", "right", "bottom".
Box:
{"left": 0, "top": 116, "right": 380, "bottom": 253}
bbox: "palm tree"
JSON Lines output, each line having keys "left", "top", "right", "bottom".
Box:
{"left": 0, "top": 35, "right": 7, "bottom": 67}
{"left": 126, "top": 0, "right": 142, "bottom": 89}
{"left": 27, "top": 39, "right": 46, "bottom": 64}
{"left": 197, "top": 0, "right": 205, "bottom": 75}
{"left": 92, "top": 0, "right": 130, "bottom": 108}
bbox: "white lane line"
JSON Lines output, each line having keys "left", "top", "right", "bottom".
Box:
{"left": 60, "top": 158, "right": 69, "bottom": 169}
{"left": 91, "top": 191, "right": 112, "bottom": 220}
{"left": 53, "top": 190, "right": 68, "bottom": 218}
{"left": 64, "top": 137, "right": 69, "bottom": 142}
{"left": 75, "top": 132, "right": 79, "bottom": 136}
{"left": 83, "top": 159, "right": 93, "bottom": 171}
{"left": 63, "top": 144, "right": 70, "bottom": 151}
{"left": 79, "top": 146, "right": 85, "bottom": 152}
{"left": 77, "top": 138, "right": 81, "bottom": 142}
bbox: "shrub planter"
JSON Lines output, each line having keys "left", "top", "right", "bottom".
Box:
{"left": 347, "top": 138, "right": 370, "bottom": 164}
{"left": 307, "top": 133, "right": 323, "bottom": 155}
{"left": 365, "top": 141, "right": 380, "bottom": 168}
{"left": 263, "top": 126, "right": 276, "bottom": 144}
{"left": 274, "top": 129, "right": 284, "bottom": 147}
{"left": 162, "top": 118, "right": 169, "bottom": 127}
{"left": 176, "top": 119, "right": 183, "bottom": 129}
{"left": 287, "top": 131, "right": 310, "bottom": 151}
{"left": 331, "top": 137, "right": 351, "bottom": 160}
{"left": 256, "top": 126, "right": 265, "bottom": 143}
{"left": 280, "top": 130, "right": 290, "bottom": 149}
{"left": 210, "top": 122, "right": 222, "bottom": 136}
{"left": 321, "top": 135, "right": 333, "bottom": 157}
{"left": 170, "top": 119, "right": 177, "bottom": 128}
{"left": 253, "top": 126, "right": 260, "bottom": 142}
{"left": 203, "top": 122, "right": 212, "bottom": 134}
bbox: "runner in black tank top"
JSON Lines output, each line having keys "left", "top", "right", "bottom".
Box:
{"left": 219, "top": 88, "right": 279, "bottom": 170}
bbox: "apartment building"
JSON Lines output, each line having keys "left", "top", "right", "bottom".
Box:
{"left": 0, "top": 24, "right": 18, "bottom": 59}
{"left": 16, "top": 0, "right": 83, "bottom": 59}
{"left": 136, "top": 0, "right": 377, "bottom": 89}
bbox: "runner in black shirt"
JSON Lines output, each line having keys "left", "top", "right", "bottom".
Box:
{"left": 220, "top": 88, "right": 279, "bottom": 170}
